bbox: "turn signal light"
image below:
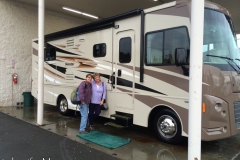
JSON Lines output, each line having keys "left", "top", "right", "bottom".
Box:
{"left": 202, "top": 103, "right": 206, "bottom": 113}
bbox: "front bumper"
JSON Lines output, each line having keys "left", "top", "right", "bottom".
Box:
{"left": 201, "top": 94, "right": 240, "bottom": 141}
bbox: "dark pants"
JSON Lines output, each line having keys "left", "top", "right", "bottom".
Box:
{"left": 89, "top": 103, "right": 101, "bottom": 125}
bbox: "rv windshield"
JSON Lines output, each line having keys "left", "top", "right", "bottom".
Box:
{"left": 203, "top": 9, "right": 240, "bottom": 71}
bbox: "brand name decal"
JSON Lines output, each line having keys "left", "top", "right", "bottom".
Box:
{"left": 65, "top": 62, "right": 74, "bottom": 66}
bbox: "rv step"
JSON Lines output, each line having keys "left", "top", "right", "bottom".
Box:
{"left": 105, "top": 122, "right": 125, "bottom": 129}
{"left": 110, "top": 114, "right": 132, "bottom": 120}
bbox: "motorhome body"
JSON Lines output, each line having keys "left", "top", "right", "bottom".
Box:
{"left": 32, "top": 0, "right": 240, "bottom": 144}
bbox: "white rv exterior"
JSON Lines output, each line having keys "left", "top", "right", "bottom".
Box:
{"left": 32, "top": 0, "right": 240, "bottom": 144}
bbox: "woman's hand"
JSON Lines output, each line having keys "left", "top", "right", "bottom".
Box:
{"left": 100, "top": 100, "right": 104, "bottom": 105}
{"left": 82, "top": 102, "right": 85, "bottom": 104}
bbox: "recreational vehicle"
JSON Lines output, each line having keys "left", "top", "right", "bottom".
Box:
{"left": 32, "top": 0, "right": 240, "bottom": 144}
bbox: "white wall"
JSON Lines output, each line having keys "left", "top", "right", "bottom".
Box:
{"left": 0, "top": 0, "right": 90, "bottom": 106}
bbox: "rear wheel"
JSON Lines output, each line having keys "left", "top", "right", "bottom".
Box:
{"left": 154, "top": 109, "right": 183, "bottom": 144}
{"left": 58, "top": 96, "right": 71, "bottom": 116}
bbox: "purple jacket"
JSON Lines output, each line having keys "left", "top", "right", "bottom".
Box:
{"left": 78, "top": 81, "right": 92, "bottom": 104}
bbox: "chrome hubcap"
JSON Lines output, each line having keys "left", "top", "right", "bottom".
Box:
{"left": 157, "top": 115, "right": 177, "bottom": 138}
{"left": 60, "top": 99, "right": 68, "bottom": 112}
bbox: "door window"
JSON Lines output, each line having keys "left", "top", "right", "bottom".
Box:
{"left": 119, "top": 37, "right": 132, "bottom": 63}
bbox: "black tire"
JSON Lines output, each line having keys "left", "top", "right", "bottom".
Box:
{"left": 154, "top": 109, "right": 183, "bottom": 144}
{"left": 57, "top": 96, "right": 71, "bottom": 116}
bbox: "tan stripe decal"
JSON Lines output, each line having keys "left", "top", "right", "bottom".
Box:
{"left": 34, "top": 61, "right": 65, "bottom": 79}
{"left": 153, "top": 66, "right": 186, "bottom": 75}
{"left": 134, "top": 94, "right": 188, "bottom": 134}
{"left": 114, "top": 84, "right": 188, "bottom": 133}
{"left": 104, "top": 60, "right": 115, "bottom": 64}
{"left": 135, "top": 67, "right": 189, "bottom": 92}
{"left": 117, "top": 63, "right": 133, "bottom": 70}
{"left": 33, "top": 48, "right": 38, "bottom": 56}
{"left": 116, "top": 87, "right": 133, "bottom": 95}
{"left": 56, "top": 45, "right": 66, "bottom": 48}
{"left": 149, "top": 5, "right": 189, "bottom": 18}
{"left": 115, "top": 64, "right": 188, "bottom": 92}
{"left": 44, "top": 68, "right": 65, "bottom": 79}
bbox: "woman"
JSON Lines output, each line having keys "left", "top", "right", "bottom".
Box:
{"left": 78, "top": 74, "right": 92, "bottom": 134}
{"left": 89, "top": 73, "right": 107, "bottom": 130}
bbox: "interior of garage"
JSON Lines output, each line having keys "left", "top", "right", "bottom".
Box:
{"left": 0, "top": 0, "right": 240, "bottom": 159}
{"left": 0, "top": 0, "right": 240, "bottom": 106}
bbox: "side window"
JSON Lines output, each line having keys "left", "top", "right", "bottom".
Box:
{"left": 93, "top": 43, "right": 106, "bottom": 57}
{"left": 146, "top": 32, "right": 163, "bottom": 65}
{"left": 146, "top": 27, "right": 190, "bottom": 65}
{"left": 164, "top": 27, "right": 189, "bottom": 64}
{"left": 119, "top": 37, "right": 131, "bottom": 63}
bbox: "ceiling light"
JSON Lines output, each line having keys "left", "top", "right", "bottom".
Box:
{"left": 62, "top": 6, "right": 98, "bottom": 19}
{"left": 154, "top": 0, "right": 158, "bottom": 1}
{"left": 63, "top": 7, "right": 82, "bottom": 14}
{"left": 82, "top": 13, "right": 98, "bottom": 19}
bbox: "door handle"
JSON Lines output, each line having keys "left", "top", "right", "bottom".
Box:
{"left": 111, "top": 72, "right": 115, "bottom": 88}
{"left": 118, "top": 69, "right": 122, "bottom": 77}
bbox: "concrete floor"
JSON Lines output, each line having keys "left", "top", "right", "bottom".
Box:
{"left": 0, "top": 105, "right": 240, "bottom": 160}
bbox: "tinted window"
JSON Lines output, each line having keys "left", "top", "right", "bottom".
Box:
{"left": 164, "top": 28, "right": 189, "bottom": 64}
{"left": 119, "top": 37, "right": 131, "bottom": 63}
{"left": 146, "top": 27, "right": 190, "bottom": 65}
{"left": 44, "top": 48, "right": 56, "bottom": 61}
{"left": 93, "top": 43, "right": 106, "bottom": 57}
{"left": 146, "top": 32, "right": 163, "bottom": 65}
{"left": 202, "top": 9, "right": 239, "bottom": 71}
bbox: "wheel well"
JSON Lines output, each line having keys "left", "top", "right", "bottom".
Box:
{"left": 56, "top": 94, "right": 65, "bottom": 106}
{"left": 148, "top": 105, "right": 180, "bottom": 129}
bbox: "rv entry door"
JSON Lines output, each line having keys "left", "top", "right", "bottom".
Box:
{"left": 113, "top": 29, "right": 135, "bottom": 110}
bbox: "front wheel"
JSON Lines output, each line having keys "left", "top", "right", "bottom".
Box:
{"left": 154, "top": 109, "right": 183, "bottom": 144}
{"left": 58, "top": 96, "right": 71, "bottom": 116}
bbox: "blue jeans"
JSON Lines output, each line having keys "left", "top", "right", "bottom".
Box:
{"left": 79, "top": 103, "right": 89, "bottom": 132}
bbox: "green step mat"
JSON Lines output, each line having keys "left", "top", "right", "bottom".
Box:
{"left": 77, "top": 131, "right": 131, "bottom": 149}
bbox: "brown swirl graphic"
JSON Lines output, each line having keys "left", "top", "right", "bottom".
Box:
{"left": 34, "top": 61, "right": 65, "bottom": 80}
{"left": 56, "top": 57, "right": 97, "bottom": 68}
{"left": 44, "top": 68, "right": 65, "bottom": 79}
{"left": 56, "top": 45, "right": 66, "bottom": 48}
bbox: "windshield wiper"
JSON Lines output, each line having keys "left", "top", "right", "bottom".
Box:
{"left": 206, "top": 54, "right": 232, "bottom": 60}
{"left": 233, "top": 59, "right": 240, "bottom": 71}
{"left": 206, "top": 54, "right": 240, "bottom": 73}
{"left": 231, "top": 59, "right": 240, "bottom": 71}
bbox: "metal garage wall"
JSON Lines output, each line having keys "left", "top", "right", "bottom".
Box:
{"left": 0, "top": 0, "right": 90, "bottom": 106}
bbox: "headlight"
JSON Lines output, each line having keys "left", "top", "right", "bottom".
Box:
{"left": 215, "top": 103, "right": 222, "bottom": 112}
{"left": 221, "top": 110, "right": 226, "bottom": 117}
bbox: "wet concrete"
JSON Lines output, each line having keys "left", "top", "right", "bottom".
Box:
{"left": 1, "top": 105, "right": 240, "bottom": 160}
{"left": 0, "top": 112, "right": 119, "bottom": 160}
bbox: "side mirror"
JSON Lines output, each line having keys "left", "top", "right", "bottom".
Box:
{"left": 44, "top": 48, "right": 56, "bottom": 61}
{"left": 175, "top": 48, "right": 188, "bottom": 66}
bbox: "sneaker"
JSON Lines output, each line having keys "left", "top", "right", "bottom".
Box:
{"left": 85, "top": 128, "right": 90, "bottom": 132}
{"left": 79, "top": 130, "right": 88, "bottom": 134}
{"left": 89, "top": 125, "right": 95, "bottom": 131}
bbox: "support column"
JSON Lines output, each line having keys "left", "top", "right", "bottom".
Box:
{"left": 37, "top": 0, "right": 45, "bottom": 125}
{"left": 188, "top": 0, "right": 204, "bottom": 159}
